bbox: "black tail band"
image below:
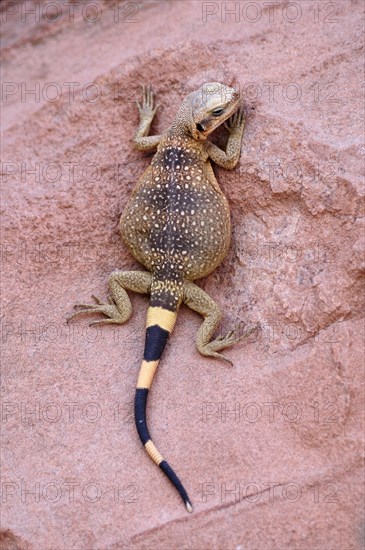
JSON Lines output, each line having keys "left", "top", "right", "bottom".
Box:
{"left": 160, "top": 460, "right": 192, "bottom": 509}
{"left": 144, "top": 325, "right": 169, "bottom": 361}
{"left": 135, "top": 388, "right": 150, "bottom": 444}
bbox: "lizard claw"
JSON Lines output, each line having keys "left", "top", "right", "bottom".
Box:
{"left": 215, "top": 353, "right": 234, "bottom": 366}
{"left": 201, "top": 347, "right": 234, "bottom": 366}
{"left": 137, "top": 84, "right": 159, "bottom": 120}
{"left": 67, "top": 296, "right": 127, "bottom": 324}
{"left": 224, "top": 105, "right": 246, "bottom": 134}
{"left": 88, "top": 318, "right": 123, "bottom": 327}
{"left": 200, "top": 322, "right": 259, "bottom": 363}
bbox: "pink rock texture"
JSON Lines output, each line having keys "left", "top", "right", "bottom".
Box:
{"left": 1, "top": 0, "right": 364, "bottom": 548}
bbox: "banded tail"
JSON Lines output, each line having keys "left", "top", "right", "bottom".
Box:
{"left": 134, "top": 301, "right": 193, "bottom": 513}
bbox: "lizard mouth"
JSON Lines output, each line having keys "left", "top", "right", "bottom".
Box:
{"left": 194, "top": 98, "right": 241, "bottom": 140}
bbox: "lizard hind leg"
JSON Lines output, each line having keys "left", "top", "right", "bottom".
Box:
{"left": 67, "top": 270, "right": 152, "bottom": 326}
{"left": 183, "top": 281, "right": 250, "bottom": 365}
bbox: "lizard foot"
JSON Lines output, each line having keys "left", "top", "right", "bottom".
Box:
{"left": 67, "top": 295, "right": 128, "bottom": 326}
{"left": 224, "top": 105, "right": 245, "bottom": 134}
{"left": 201, "top": 323, "right": 259, "bottom": 365}
{"left": 136, "top": 84, "right": 159, "bottom": 125}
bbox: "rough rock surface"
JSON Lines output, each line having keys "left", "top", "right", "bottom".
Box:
{"left": 1, "top": 1, "right": 364, "bottom": 549}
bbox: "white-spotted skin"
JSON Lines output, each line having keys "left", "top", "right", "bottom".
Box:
{"left": 120, "top": 82, "right": 240, "bottom": 303}
{"left": 120, "top": 134, "right": 230, "bottom": 283}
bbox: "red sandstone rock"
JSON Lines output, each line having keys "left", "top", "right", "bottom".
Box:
{"left": 1, "top": 1, "right": 364, "bottom": 548}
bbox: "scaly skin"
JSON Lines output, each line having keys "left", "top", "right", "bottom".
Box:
{"left": 68, "top": 82, "right": 253, "bottom": 512}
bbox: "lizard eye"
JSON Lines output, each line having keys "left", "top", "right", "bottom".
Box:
{"left": 212, "top": 108, "right": 224, "bottom": 116}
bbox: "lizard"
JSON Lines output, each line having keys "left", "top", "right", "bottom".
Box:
{"left": 68, "top": 82, "right": 248, "bottom": 513}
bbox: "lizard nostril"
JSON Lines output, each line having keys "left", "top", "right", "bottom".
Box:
{"left": 196, "top": 123, "right": 205, "bottom": 132}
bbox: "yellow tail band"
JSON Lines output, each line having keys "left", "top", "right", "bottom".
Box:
{"left": 137, "top": 360, "right": 159, "bottom": 389}
{"left": 146, "top": 306, "right": 177, "bottom": 333}
{"left": 145, "top": 439, "right": 164, "bottom": 465}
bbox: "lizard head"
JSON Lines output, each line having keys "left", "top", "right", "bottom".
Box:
{"left": 188, "top": 82, "right": 240, "bottom": 141}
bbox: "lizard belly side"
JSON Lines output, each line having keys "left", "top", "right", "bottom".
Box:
{"left": 120, "top": 146, "right": 231, "bottom": 280}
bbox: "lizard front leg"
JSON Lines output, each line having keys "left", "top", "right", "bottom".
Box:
{"left": 68, "top": 270, "right": 152, "bottom": 326}
{"left": 183, "top": 281, "right": 253, "bottom": 365}
{"left": 205, "top": 106, "right": 246, "bottom": 169}
{"left": 133, "top": 85, "right": 162, "bottom": 152}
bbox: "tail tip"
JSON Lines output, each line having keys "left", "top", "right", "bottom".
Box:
{"left": 185, "top": 500, "right": 193, "bottom": 513}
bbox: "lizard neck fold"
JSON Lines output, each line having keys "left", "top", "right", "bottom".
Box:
{"left": 167, "top": 99, "right": 205, "bottom": 144}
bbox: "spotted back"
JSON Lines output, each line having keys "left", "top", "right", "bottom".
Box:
{"left": 120, "top": 139, "right": 231, "bottom": 291}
